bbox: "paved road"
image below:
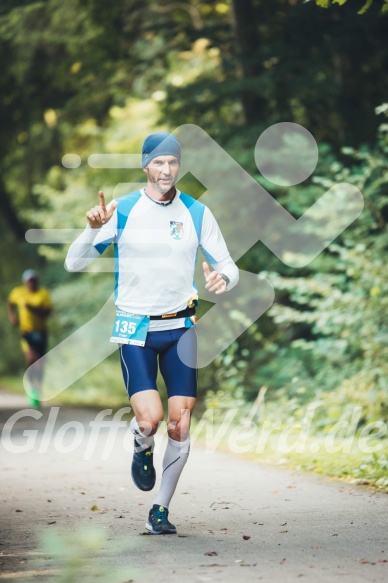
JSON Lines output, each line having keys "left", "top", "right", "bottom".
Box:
{"left": 0, "top": 390, "right": 387, "bottom": 582}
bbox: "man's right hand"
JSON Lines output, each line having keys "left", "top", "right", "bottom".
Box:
{"left": 86, "top": 191, "right": 118, "bottom": 228}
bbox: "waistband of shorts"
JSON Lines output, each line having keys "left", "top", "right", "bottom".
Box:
{"left": 149, "top": 306, "right": 196, "bottom": 321}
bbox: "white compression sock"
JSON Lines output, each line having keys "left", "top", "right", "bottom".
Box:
{"left": 130, "top": 417, "right": 155, "bottom": 451}
{"left": 152, "top": 436, "right": 190, "bottom": 509}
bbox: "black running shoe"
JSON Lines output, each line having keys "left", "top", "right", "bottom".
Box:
{"left": 131, "top": 439, "right": 156, "bottom": 491}
{"left": 146, "top": 505, "right": 177, "bottom": 535}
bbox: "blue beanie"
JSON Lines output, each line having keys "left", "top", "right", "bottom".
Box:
{"left": 142, "top": 132, "right": 181, "bottom": 168}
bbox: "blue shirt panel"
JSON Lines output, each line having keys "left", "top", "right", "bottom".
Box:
{"left": 179, "top": 192, "right": 205, "bottom": 243}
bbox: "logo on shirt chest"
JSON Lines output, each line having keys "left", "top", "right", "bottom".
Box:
{"left": 170, "top": 221, "right": 184, "bottom": 240}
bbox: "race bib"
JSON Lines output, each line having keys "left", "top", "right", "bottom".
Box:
{"left": 110, "top": 311, "right": 150, "bottom": 346}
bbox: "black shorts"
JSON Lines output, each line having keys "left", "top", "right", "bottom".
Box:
{"left": 21, "top": 331, "right": 48, "bottom": 357}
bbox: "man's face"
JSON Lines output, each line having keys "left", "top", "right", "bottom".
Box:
{"left": 25, "top": 277, "right": 38, "bottom": 292}
{"left": 144, "top": 155, "right": 180, "bottom": 194}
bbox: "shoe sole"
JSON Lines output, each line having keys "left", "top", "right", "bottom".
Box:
{"left": 145, "top": 521, "right": 176, "bottom": 535}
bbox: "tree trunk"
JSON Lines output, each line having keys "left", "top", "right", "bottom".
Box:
{"left": 231, "top": 0, "right": 265, "bottom": 125}
{"left": 0, "top": 178, "right": 27, "bottom": 241}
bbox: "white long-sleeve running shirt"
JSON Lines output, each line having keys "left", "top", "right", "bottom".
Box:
{"left": 65, "top": 189, "right": 239, "bottom": 330}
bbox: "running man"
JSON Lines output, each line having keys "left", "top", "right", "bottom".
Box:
{"left": 8, "top": 269, "right": 52, "bottom": 408}
{"left": 65, "top": 132, "right": 239, "bottom": 534}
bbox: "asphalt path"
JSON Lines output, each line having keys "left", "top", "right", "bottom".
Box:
{"left": 0, "top": 390, "right": 387, "bottom": 583}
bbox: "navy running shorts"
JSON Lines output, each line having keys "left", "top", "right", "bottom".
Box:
{"left": 119, "top": 327, "right": 197, "bottom": 399}
{"left": 21, "top": 331, "right": 48, "bottom": 357}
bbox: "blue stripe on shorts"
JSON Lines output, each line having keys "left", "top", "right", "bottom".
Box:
{"left": 119, "top": 327, "right": 197, "bottom": 399}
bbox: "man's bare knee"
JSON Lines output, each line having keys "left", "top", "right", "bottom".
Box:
{"left": 137, "top": 416, "right": 163, "bottom": 437}
{"left": 168, "top": 409, "right": 191, "bottom": 441}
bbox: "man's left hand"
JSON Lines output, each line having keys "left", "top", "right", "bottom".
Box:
{"left": 203, "top": 262, "right": 227, "bottom": 295}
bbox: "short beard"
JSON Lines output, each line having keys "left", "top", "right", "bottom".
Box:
{"left": 149, "top": 175, "right": 174, "bottom": 195}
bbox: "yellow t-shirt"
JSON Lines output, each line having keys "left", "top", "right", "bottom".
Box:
{"left": 8, "top": 286, "right": 52, "bottom": 333}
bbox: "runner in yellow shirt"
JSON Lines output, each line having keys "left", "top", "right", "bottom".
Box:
{"left": 8, "top": 269, "right": 52, "bottom": 407}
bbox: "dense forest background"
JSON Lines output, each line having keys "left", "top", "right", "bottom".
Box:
{"left": 0, "top": 0, "right": 387, "bottom": 479}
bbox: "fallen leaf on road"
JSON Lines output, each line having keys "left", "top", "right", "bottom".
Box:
{"left": 279, "top": 530, "right": 288, "bottom": 533}
{"left": 242, "top": 535, "right": 251, "bottom": 540}
{"left": 15, "top": 510, "right": 22, "bottom": 512}
{"left": 281, "top": 523, "right": 287, "bottom": 526}
{"left": 90, "top": 505, "right": 100, "bottom": 511}
{"left": 47, "top": 521, "right": 56, "bottom": 525}
{"left": 204, "top": 551, "right": 218, "bottom": 556}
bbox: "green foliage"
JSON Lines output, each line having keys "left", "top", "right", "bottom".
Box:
{"left": 206, "top": 120, "right": 387, "bottom": 479}
{"left": 11, "top": 99, "right": 164, "bottom": 402}
{"left": 0, "top": 224, "right": 41, "bottom": 374}
{"left": 352, "top": 453, "right": 388, "bottom": 487}
{"left": 267, "top": 124, "right": 388, "bottom": 416}
{"left": 276, "top": 446, "right": 388, "bottom": 489}
{"left": 40, "top": 527, "right": 140, "bottom": 582}
{"left": 312, "top": 0, "right": 388, "bottom": 13}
